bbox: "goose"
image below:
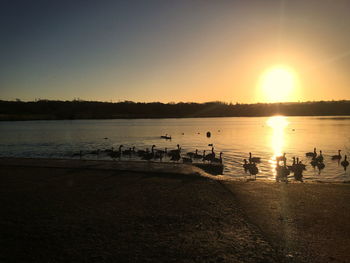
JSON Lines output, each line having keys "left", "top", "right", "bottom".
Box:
{"left": 211, "top": 152, "right": 223, "bottom": 164}
{"left": 88, "top": 149, "right": 100, "bottom": 155}
{"left": 310, "top": 158, "right": 318, "bottom": 167}
{"left": 317, "top": 161, "right": 325, "bottom": 171}
{"left": 182, "top": 157, "right": 192, "bottom": 163}
{"left": 287, "top": 157, "right": 296, "bottom": 172}
{"left": 249, "top": 152, "right": 261, "bottom": 163}
{"left": 193, "top": 150, "right": 204, "bottom": 159}
{"left": 186, "top": 150, "right": 196, "bottom": 158}
{"left": 306, "top": 148, "right": 317, "bottom": 158}
{"left": 108, "top": 145, "right": 123, "bottom": 159}
{"left": 296, "top": 158, "right": 307, "bottom": 170}
{"left": 203, "top": 147, "right": 215, "bottom": 162}
{"left": 168, "top": 144, "right": 181, "bottom": 157}
{"left": 156, "top": 147, "right": 167, "bottom": 155}
{"left": 170, "top": 152, "right": 181, "bottom": 162}
{"left": 276, "top": 153, "right": 287, "bottom": 162}
{"left": 248, "top": 162, "right": 259, "bottom": 177}
{"left": 243, "top": 159, "right": 250, "bottom": 170}
{"left": 104, "top": 147, "right": 114, "bottom": 153}
{"left": 122, "top": 147, "right": 133, "bottom": 156}
{"left": 276, "top": 159, "right": 290, "bottom": 181}
{"left": 142, "top": 145, "right": 156, "bottom": 160}
{"left": 316, "top": 150, "right": 324, "bottom": 163}
{"left": 331, "top": 150, "right": 342, "bottom": 160}
{"left": 341, "top": 155, "right": 349, "bottom": 170}
{"left": 72, "top": 150, "right": 83, "bottom": 158}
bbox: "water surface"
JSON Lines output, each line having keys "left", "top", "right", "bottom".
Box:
{"left": 1, "top": 116, "right": 349, "bottom": 182}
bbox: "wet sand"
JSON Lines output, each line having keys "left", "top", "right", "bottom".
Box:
{"left": 0, "top": 158, "right": 350, "bottom": 262}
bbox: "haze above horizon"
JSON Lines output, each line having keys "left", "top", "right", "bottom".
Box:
{"left": 1, "top": 0, "right": 350, "bottom": 103}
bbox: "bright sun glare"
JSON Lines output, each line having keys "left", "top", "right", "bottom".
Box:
{"left": 258, "top": 66, "right": 298, "bottom": 103}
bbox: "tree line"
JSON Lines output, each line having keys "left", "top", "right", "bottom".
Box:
{"left": 0, "top": 100, "right": 350, "bottom": 120}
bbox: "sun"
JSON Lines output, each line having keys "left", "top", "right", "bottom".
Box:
{"left": 258, "top": 65, "right": 298, "bottom": 103}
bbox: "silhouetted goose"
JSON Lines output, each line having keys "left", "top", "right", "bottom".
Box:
{"left": 72, "top": 150, "right": 83, "bottom": 159}
{"left": 331, "top": 150, "right": 342, "bottom": 160}
{"left": 88, "top": 149, "right": 100, "bottom": 155}
{"left": 203, "top": 147, "right": 215, "bottom": 162}
{"left": 310, "top": 158, "right": 318, "bottom": 167}
{"left": 193, "top": 150, "right": 204, "bottom": 159}
{"left": 276, "top": 153, "right": 287, "bottom": 162}
{"left": 316, "top": 150, "right": 324, "bottom": 163}
{"left": 168, "top": 144, "right": 181, "bottom": 157}
{"left": 287, "top": 157, "right": 296, "bottom": 172}
{"left": 306, "top": 148, "right": 317, "bottom": 158}
{"left": 211, "top": 152, "right": 223, "bottom": 164}
{"left": 108, "top": 145, "right": 123, "bottom": 159}
{"left": 243, "top": 159, "right": 250, "bottom": 171}
{"left": 122, "top": 147, "right": 133, "bottom": 156}
{"left": 186, "top": 150, "right": 196, "bottom": 158}
{"left": 296, "top": 158, "right": 307, "bottom": 170}
{"left": 276, "top": 160, "right": 290, "bottom": 182}
{"left": 249, "top": 152, "right": 261, "bottom": 163}
{"left": 142, "top": 145, "right": 156, "bottom": 160}
{"left": 248, "top": 162, "right": 259, "bottom": 178}
{"left": 182, "top": 157, "right": 192, "bottom": 163}
{"left": 170, "top": 152, "right": 181, "bottom": 162}
{"left": 341, "top": 155, "right": 349, "bottom": 171}
{"left": 317, "top": 161, "right": 325, "bottom": 171}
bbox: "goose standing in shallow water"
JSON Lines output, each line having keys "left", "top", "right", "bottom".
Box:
{"left": 248, "top": 161, "right": 259, "bottom": 179}
{"left": 203, "top": 147, "right": 215, "bottom": 162}
{"left": 341, "top": 155, "right": 349, "bottom": 171}
{"left": 211, "top": 152, "right": 223, "bottom": 164}
{"left": 331, "top": 150, "right": 342, "bottom": 160}
{"left": 316, "top": 150, "right": 324, "bottom": 163}
{"left": 306, "top": 148, "right": 317, "bottom": 158}
{"left": 249, "top": 152, "right": 261, "bottom": 163}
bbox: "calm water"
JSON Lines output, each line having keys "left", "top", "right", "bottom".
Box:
{"left": 1, "top": 116, "right": 350, "bottom": 182}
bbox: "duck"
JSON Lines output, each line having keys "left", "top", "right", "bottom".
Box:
{"left": 331, "top": 150, "right": 342, "bottom": 160}
{"left": 249, "top": 152, "right": 261, "bottom": 163}
{"left": 341, "top": 155, "right": 349, "bottom": 171}
{"left": 306, "top": 148, "right": 317, "bottom": 158}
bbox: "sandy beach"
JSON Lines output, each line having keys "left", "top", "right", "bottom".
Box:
{"left": 0, "top": 158, "right": 349, "bottom": 262}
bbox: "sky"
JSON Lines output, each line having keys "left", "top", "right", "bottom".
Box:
{"left": 1, "top": 0, "right": 350, "bottom": 103}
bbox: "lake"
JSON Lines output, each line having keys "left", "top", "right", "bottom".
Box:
{"left": 1, "top": 116, "right": 350, "bottom": 182}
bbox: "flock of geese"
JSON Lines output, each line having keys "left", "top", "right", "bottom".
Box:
{"left": 244, "top": 148, "right": 349, "bottom": 182}
{"left": 73, "top": 141, "right": 349, "bottom": 179}
{"left": 73, "top": 144, "right": 223, "bottom": 165}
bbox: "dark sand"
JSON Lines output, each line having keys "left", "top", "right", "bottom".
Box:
{"left": 0, "top": 158, "right": 349, "bottom": 262}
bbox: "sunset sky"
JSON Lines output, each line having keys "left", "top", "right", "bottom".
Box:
{"left": 1, "top": 0, "right": 350, "bottom": 103}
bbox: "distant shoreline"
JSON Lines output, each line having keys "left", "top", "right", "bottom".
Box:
{"left": 1, "top": 100, "right": 350, "bottom": 121}
{"left": 2, "top": 113, "right": 350, "bottom": 122}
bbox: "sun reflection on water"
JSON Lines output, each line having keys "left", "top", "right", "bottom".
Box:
{"left": 267, "top": 116, "right": 289, "bottom": 176}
